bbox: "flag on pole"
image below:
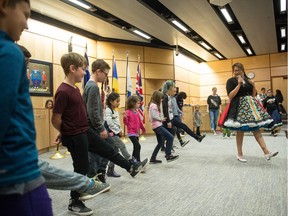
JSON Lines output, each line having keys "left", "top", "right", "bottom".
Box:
{"left": 112, "top": 56, "right": 119, "bottom": 93}
{"left": 83, "top": 47, "right": 90, "bottom": 89}
{"left": 136, "top": 62, "right": 145, "bottom": 123}
{"left": 126, "top": 56, "right": 132, "bottom": 98}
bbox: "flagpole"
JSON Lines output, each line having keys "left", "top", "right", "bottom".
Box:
{"left": 122, "top": 51, "right": 129, "bottom": 143}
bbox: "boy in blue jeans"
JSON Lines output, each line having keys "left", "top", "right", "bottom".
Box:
{"left": 0, "top": 0, "right": 53, "bottom": 215}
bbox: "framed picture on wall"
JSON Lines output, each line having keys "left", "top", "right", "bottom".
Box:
{"left": 28, "top": 59, "right": 53, "bottom": 96}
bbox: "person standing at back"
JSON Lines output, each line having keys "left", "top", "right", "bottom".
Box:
{"left": 0, "top": 0, "right": 53, "bottom": 215}
{"left": 207, "top": 87, "right": 222, "bottom": 135}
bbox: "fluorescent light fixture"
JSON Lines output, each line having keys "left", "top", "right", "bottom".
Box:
{"left": 171, "top": 19, "right": 189, "bottom": 32}
{"left": 68, "top": 0, "right": 91, "bottom": 10}
{"left": 281, "top": 43, "right": 286, "bottom": 51}
{"left": 246, "top": 48, "right": 252, "bottom": 55}
{"left": 220, "top": 7, "right": 233, "bottom": 24}
{"left": 281, "top": 27, "right": 286, "bottom": 38}
{"left": 214, "top": 52, "right": 223, "bottom": 59}
{"left": 280, "top": 0, "right": 286, "bottom": 12}
{"left": 199, "top": 41, "right": 212, "bottom": 50}
{"left": 133, "top": 29, "right": 151, "bottom": 40}
{"left": 237, "top": 34, "right": 246, "bottom": 44}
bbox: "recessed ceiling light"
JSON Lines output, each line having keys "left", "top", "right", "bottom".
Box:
{"left": 246, "top": 48, "right": 252, "bottom": 55}
{"left": 214, "top": 52, "right": 223, "bottom": 59}
{"left": 220, "top": 7, "right": 233, "bottom": 24}
{"left": 237, "top": 34, "right": 246, "bottom": 44}
{"left": 132, "top": 29, "right": 151, "bottom": 40}
{"left": 171, "top": 19, "right": 189, "bottom": 32}
{"left": 281, "top": 43, "right": 286, "bottom": 51}
{"left": 281, "top": 27, "right": 286, "bottom": 38}
{"left": 198, "top": 41, "right": 212, "bottom": 50}
{"left": 68, "top": 0, "right": 91, "bottom": 10}
{"left": 280, "top": 0, "right": 286, "bottom": 13}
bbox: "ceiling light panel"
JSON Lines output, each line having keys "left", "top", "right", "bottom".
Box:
{"left": 220, "top": 7, "right": 233, "bottom": 23}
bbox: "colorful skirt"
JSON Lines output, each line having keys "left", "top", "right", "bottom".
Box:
{"left": 223, "top": 96, "right": 273, "bottom": 131}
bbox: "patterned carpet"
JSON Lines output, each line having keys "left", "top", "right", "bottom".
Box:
{"left": 39, "top": 131, "right": 287, "bottom": 216}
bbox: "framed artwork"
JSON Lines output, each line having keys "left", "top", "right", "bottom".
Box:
{"left": 28, "top": 59, "right": 53, "bottom": 96}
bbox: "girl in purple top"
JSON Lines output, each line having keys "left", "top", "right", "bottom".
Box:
{"left": 124, "top": 95, "right": 146, "bottom": 162}
{"left": 149, "top": 91, "right": 179, "bottom": 163}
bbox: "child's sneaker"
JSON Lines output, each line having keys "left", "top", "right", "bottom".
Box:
{"left": 149, "top": 158, "right": 162, "bottom": 164}
{"left": 68, "top": 199, "right": 93, "bottom": 215}
{"left": 79, "top": 179, "right": 111, "bottom": 201}
{"left": 180, "top": 140, "right": 189, "bottom": 147}
{"left": 264, "top": 151, "right": 279, "bottom": 160}
{"left": 165, "top": 155, "right": 179, "bottom": 162}
{"left": 197, "top": 134, "right": 206, "bottom": 142}
{"left": 129, "top": 158, "right": 149, "bottom": 177}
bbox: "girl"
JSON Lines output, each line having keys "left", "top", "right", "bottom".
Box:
{"left": 124, "top": 95, "right": 145, "bottom": 163}
{"left": 105, "top": 92, "right": 132, "bottom": 162}
{"left": 149, "top": 91, "right": 179, "bottom": 163}
{"left": 193, "top": 105, "right": 202, "bottom": 136}
{"left": 45, "top": 99, "right": 54, "bottom": 109}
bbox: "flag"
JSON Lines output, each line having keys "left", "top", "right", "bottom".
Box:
{"left": 83, "top": 50, "right": 90, "bottom": 89}
{"left": 101, "top": 77, "right": 109, "bottom": 109}
{"left": 136, "top": 62, "right": 145, "bottom": 123}
{"left": 112, "top": 57, "right": 119, "bottom": 93}
{"left": 126, "top": 56, "right": 132, "bottom": 98}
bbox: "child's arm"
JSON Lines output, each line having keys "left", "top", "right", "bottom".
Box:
{"left": 123, "top": 110, "right": 129, "bottom": 126}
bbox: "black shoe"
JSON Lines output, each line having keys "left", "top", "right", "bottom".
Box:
{"left": 68, "top": 199, "right": 93, "bottom": 216}
{"left": 197, "top": 134, "right": 206, "bottom": 142}
{"left": 180, "top": 140, "right": 190, "bottom": 147}
{"left": 107, "top": 166, "right": 121, "bottom": 178}
{"left": 161, "top": 146, "right": 166, "bottom": 152}
{"left": 165, "top": 155, "right": 179, "bottom": 162}
{"left": 149, "top": 158, "right": 162, "bottom": 164}
{"left": 129, "top": 158, "right": 149, "bottom": 178}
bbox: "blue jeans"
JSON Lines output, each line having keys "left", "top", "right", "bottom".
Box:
{"left": 152, "top": 126, "right": 174, "bottom": 158}
{"left": 38, "top": 159, "right": 90, "bottom": 194}
{"left": 209, "top": 109, "right": 219, "bottom": 131}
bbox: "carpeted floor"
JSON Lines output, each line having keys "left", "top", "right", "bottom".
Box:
{"left": 39, "top": 131, "right": 287, "bottom": 216}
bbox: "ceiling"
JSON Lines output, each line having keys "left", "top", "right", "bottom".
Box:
{"left": 30, "top": 0, "right": 287, "bottom": 62}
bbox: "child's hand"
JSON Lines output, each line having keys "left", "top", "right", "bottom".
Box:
{"left": 167, "top": 122, "right": 172, "bottom": 128}
{"left": 100, "top": 130, "right": 108, "bottom": 139}
{"left": 118, "top": 131, "right": 123, "bottom": 137}
{"left": 54, "top": 133, "right": 61, "bottom": 145}
{"left": 162, "top": 117, "right": 167, "bottom": 122}
{"left": 123, "top": 111, "right": 127, "bottom": 118}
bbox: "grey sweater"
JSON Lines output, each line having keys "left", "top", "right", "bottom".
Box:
{"left": 83, "top": 80, "right": 105, "bottom": 133}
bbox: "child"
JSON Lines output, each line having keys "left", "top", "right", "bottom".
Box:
{"left": 149, "top": 91, "right": 179, "bottom": 162}
{"left": 0, "top": 0, "right": 53, "bottom": 215}
{"left": 124, "top": 95, "right": 146, "bottom": 162}
{"left": 45, "top": 99, "right": 54, "bottom": 109}
{"left": 105, "top": 92, "right": 132, "bottom": 176}
{"left": 193, "top": 105, "right": 202, "bottom": 136}
{"left": 222, "top": 128, "right": 231, "bottom": 139}
{"left": 52, "top": 53, "right": 148, "bottom": 215}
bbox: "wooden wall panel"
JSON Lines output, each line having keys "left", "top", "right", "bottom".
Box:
{"left": 18, "top": 32, "right": 53, "bottom": 62}
{"left": 144, "top": 79, "right": 165, "bottom": 95}
{"left": 251, "top": 68, "right": 271, "bottom": 81}
{"left": 175, "top": 67, "right": 191, "bottom": 83}
{"left": 206, "top": 59, "right": 232, "bottom": 72}
{"left": 97, "top": 41, "right": 144, "bottom": 61}
{"left": 144, "top": 47, "right": 173, "bottom": 64}
{"left": 144, "top": 63, "right": 174, "bottom": 79}
{"left": 176, "top": 81, "right": 189, "bottom": 95}
{"left": 189, "top": 84, "right": 200, "bottom": 97}
{"left": 271, "top": 66, "right": 288, "bottom": 77}
{"left": 232, "top": 55, "right": 270, "bottom": 69}
{"left": 200, "top": 71, "right": 232, "bottom": 85}
{"left": 189, "top": 72, "right": 200, "bottom": 85}
{"left": 254, "top": 81, "right": 271, "bottom": 93}
{"left": 34, "top": 109, "right": 50, "bottom": 151}
{"left": 270, "top": 52, "right": 287, "bottom": 67}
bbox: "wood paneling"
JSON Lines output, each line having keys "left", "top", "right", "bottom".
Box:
{"left": 34, "top": 109, "right": 50, "bottom": 151}
{"left": 254, "top": 81, "right": 271, "bottom": 93}
{"left": 144, "top": 79, "right": 165, "bottom": 95}
{"left": 271, "top": 66, "right": 288, "bottom": 77}
{"left": 144, "top": 63, "right": 174, "bottom": 79}
{"left": 252, "top": 68, "right": 271, "bottom": 81}
{"left": 270, "top": 52, "right": 287, "bottom": 67}
{"left": 200, "top": 71, "right": 232, "bottom": 85}
{"left": 232, "top": 55, "right": 270, "bottom": 69}
{"left": 206, "top": 59, "right": 232, "bottom": 72}
{"left": 175, "top": 67, "right": 191, "bottom": 84}
{"left": 144, "top": 47, "right": 173, "bottom": 64}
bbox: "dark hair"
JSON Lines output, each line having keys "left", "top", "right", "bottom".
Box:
{"left": 45, "top": 99, "right": 53, "bottom": 108}
{"left": 126, "top": 95, "right": 140, "bottom": 110}
{"left": 232, "top": 62, "right": 249, "bottom": 79}
{"left": 261, "top": 87, "right": 266, "bottom": 91}
{"left": 91, "top": 59, "right": 110, "bottom": 73}
{"left": 17, "top": 45, "right": 31, "bottom": 58}
{"left": 7, "top": 0, "right": 30, "bottom": 7}
{"left": 177, "top": 91, "right": 187, "bottom": 100}
{"left": 106, "top": 92, "right": 120, "bottom": 108}
{"left": 149, "top": 91, "right": 163, "bottom": 112}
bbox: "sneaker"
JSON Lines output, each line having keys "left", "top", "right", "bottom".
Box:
{"left": 79, "top": 179, "right": 111, "bottom": 201}
{"left": 68, "top": 199, "right": 93, "bottom": 216}
{"left": 264, "top": 151, "right": 279, "bottom": 160}
{"left": 197, "top": 134, "right": 206, "bottom": 142}
{"left": 180, "top": 140, "right": 190, "bottom": 147}
{"left": 94, "top": 172, "right": 106, "bottom": 183}
{"left": 180, "top": 131, "right": 186, "bottom": 138}
{"left": 149, "top": 159, "right": 162, "bottom": 164}
{"left": 165, "top": 155, "right": 179, "bottom": 162}
{"left": 214, "top": 131, "right": 217, "bottom": 135}
{"left": 129, "top": 158, "right": 149, "bottom": 178}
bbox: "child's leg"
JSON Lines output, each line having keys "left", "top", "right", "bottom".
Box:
{"left": 196, "top": 127, "right": 201, "bottom": 136}
{"left": 112, "top": 136, "right": 131, "bottom": 160}
{"left": 129, "top": 136, "right": 141, "bottom": 162}
{"left": 151, "top": 130, "right": 164, "bottom": 160}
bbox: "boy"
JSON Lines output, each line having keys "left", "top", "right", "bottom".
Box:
{"left": 52, "top": 52, "right": 148, "bottom": 215}
{"left": 0, "top": 0, "right": 53, "bottom": 215}
{"left": 18, "top": 44, "right": 111, "bottom": 200}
